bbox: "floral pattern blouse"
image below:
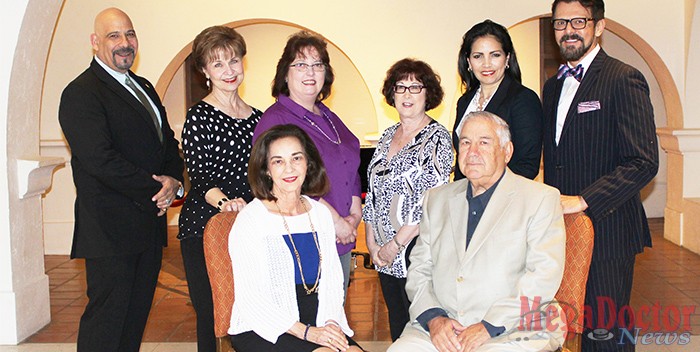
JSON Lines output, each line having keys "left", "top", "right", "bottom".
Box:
{"left": 362, "top": 120, "right": 453, "bottom": 277}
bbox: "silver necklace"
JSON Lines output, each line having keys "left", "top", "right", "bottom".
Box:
{"left": 301, "top": 111, "right": 342, "bottom": 145}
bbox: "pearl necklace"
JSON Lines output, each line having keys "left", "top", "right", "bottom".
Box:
{"left": 301, "top": 111, "right": 342, "bottom": 145}
{"left": 475, "top": 86, "right": 494, "bottom": 111}
{"left": 275, "top": 197, "right": 322, "bottom": 295}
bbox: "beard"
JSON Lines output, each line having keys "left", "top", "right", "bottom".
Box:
{"left": 558, "top": 34, "right": 592, "bottom": 62}
{"left": 112, "top": 46, "right": 135, "bottom": 71}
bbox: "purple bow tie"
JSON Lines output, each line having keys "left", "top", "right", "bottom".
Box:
{"left": 557, "top": 64, "right": 584, "bottom": 82}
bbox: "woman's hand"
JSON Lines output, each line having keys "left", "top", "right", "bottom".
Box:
{"left": 306, "top": 323, "right": 350, "bottom": 351}
{"left": 219, "top": 197, "right": 246, "bottom": 212}
{"left": 377, "top": 240, "right": 400, "bottom": 265}
{"left": 365, "top": 224, "right": 387, "bottom": 267}
{"left": 334, "top": 217, "right": 357, "bottom": 245}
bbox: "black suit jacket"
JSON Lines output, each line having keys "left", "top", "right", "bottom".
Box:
{"left": 542, "top": 49, "right": 659, "bottom": 261}
{"left": 452, "top": 75, "right": 543, "bottom": 180}
{"left": 59, "top": 59, "right": 184, "bottom": 259}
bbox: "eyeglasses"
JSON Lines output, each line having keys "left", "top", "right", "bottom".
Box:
{"left": 394, "top": 85, "right": 425, "bottom": 94}
{"left": 289, "top": 62, "right": 326, "bottom": 73}
{"left": 552, "top": 17, "right": 594, "bottom": 31}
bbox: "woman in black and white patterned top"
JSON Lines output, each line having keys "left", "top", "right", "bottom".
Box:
{"left": 362, "top": 59, "right": 453, "bottom": 341}
{"left": 177, "top": 26, "right": 261, "bottom": 352}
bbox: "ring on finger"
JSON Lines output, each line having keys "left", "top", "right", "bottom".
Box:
{"left": 328, "top": 338, "right": 333, "bottom": 344}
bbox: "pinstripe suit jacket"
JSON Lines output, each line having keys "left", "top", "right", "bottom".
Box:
{"left": 542, "top": 49, "right": 659, "bottom": 261}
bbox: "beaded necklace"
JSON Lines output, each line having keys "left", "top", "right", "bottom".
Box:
{"left": 301, "top": 111, "right": 342, "bottom": 145}
{"left": 275, "top": 197, "right": 322, "bottom": 295}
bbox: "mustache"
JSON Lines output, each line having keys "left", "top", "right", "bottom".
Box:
{"left": 113, "top": 47, "right": 135, "bottom": 56}
{"left": 560, "top": 34, "right": 584, "bottom": 43}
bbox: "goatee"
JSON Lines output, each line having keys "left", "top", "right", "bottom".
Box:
{"left": 559, "top": 34, "right": 590, "bottom": 62}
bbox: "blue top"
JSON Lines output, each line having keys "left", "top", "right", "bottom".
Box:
{"left": 282, "top": 232, "right": 321, "bottom": 285}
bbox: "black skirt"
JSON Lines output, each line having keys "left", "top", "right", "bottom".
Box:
{"left": 231, "top": 284, "right": 362, "bottom": 352}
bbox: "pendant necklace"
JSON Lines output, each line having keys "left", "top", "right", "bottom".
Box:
{"left": 275, "top": 197, "right": 323, "bottom": 295}
{"left": 301, "top": 111, "right": 342, "bottom": 145}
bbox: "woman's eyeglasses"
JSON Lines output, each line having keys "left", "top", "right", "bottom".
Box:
{"left": 394, "top": 85, "right": 425, "bottom": 94}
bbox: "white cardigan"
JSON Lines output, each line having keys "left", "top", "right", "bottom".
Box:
{"left": 227, "top": 196, "right": 353, "bottom": 343}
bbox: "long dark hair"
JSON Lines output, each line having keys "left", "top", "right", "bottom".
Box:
{"left": 457, "top": 20, "right": 522, "bottom": 93}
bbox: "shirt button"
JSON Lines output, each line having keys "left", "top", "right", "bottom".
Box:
{"left": 471, "top": 211, "right": 476, "bottom": 215}
{"left": 456, "top": 276, "right": 464, "bottom": 283}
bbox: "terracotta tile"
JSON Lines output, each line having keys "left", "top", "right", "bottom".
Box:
{"left": 31, "top": 219, "right": 695, "bottom": 345}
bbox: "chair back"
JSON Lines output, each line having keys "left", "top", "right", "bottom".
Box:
{"left": 203, "top": 211, "right": 238, "bottom": 338}
{"left": 556, "top": 212, "right": 594, "bottom": 335}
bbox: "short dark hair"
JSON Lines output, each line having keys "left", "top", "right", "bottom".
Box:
{"left": 248, "top": 124, "right": 329, "bottom": 201}
{"left": 381, "top": 58, "right": 444, "bottom": 111}
{"left": 191, "top": 26, "right": 247, "bottom": 72}
{"left": 271, "top": 31, "right": 335, "bottom": 102}
{"left": 551, "top": 0, "right": 605, "bottom": 22}
{"left": 457, "top": 20, "right": 522, "bottom": 93}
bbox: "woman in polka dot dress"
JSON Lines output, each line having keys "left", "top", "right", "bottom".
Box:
{"left": 177, "top": 26, "right": 261, "bottom": 352}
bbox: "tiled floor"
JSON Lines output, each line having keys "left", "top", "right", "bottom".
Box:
{"left": 10, "top": 218, "right": 700, "bottom": 351}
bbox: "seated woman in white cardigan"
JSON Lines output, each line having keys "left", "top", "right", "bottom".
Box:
{"left": 228, "top": 124, "right": 363, "bottom": 352}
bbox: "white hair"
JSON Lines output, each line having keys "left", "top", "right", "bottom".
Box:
{"left": 456, "top": 111, "right": 511, "bottom": 147}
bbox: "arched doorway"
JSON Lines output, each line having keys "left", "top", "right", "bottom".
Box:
{"left": 505, "top": 15, "right": 675, "bottom": 218}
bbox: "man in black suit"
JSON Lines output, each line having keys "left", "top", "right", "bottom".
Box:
{"left": 542, "top": 1, "right": 658, "bottom": 351}
{"left": 59, "top": 8, "right": 184, "bottom": 352}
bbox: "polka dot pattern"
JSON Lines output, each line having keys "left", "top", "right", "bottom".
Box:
{"left": 177, "top": 101, "right": 262, "bottom": 240}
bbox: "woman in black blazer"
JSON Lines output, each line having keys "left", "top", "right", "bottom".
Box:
{"left": 453, "top": 20, "right": 543, "bottom": 180}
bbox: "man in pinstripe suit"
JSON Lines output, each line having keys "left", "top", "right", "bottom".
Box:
{"left": 542, "top": 0, "right": 658, "bottom": 351}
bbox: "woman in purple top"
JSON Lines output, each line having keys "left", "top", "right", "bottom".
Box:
{"left": 253, "top": 31, "right": 362, "bottom": 295}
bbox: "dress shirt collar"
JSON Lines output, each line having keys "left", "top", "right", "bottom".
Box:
{"left": 466, "top": 171, "right": 505, "bottom": 203}
{"left": 94, "top": 56, "right": 132, "bottom": 85}
{"left": 566, "top": 44, "right": 601, "bottom": 81}
{"left": 278, "top": 94, "right": 328, "bottom": 118}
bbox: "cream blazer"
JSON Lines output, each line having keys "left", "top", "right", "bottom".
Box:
{"left": 407, "top": 169, "right": 566, "bottom": 334}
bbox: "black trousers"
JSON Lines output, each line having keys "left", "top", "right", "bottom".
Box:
{"left": 377, "top": 236, "right": 416, "bottom": 341}
{"left": 378, "top": 273, "right": 411, "bottom": 341}
{"left": 181, "top": 236, "right": 216, "bottom": 352}
{"left": 77, "top": 245, "right": 162, "bottom": 352}
{"left": 582, "top": 256, "right": 636, "bottom": 352}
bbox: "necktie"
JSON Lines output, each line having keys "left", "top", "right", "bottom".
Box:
{"left": 557, "top": 64, "right": 584, "bottom": 82}
{"left": 124, "top": 75, "right": 163, "bottom": 142}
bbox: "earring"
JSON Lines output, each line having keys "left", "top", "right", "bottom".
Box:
{"left": 467, "top": 67, "right": 472, "bottom": 72}
{"left": 206, "top": 78, "right": 210, "bottom": 89}
{"left": 506, "top": 63, "right": 510, "bottom": 69}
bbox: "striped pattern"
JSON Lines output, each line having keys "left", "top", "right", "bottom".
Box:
{"left": 543, "top": 49, "right": 658, "bottom": 352}
{"left": 542, "top": 49, "right": 659, "bottom": 261}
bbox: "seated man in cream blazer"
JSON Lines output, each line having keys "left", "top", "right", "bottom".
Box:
{"left": 389, "top": 111, "right": 566, "bottom": 352}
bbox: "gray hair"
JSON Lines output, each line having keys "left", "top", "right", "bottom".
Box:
{"left": 455, "top": 111, "right": 511, "bottom": 147}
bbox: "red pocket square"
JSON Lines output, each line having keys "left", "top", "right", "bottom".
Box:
{"left": 578, "top": 101, "right": 601, "bottom": 113}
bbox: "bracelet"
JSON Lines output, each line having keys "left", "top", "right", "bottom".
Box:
{"left": 217, "top": 197, "right": 230, "bottom": 211}
{"left": 393, "top": 237, "right": 406, "bottom": 252}
{"left": 303, "top": 324, "right": 311, "bottom": 341}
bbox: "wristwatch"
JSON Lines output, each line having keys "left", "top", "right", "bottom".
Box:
{"left": 393, "top": 237, "right": 406, "bottom": 252}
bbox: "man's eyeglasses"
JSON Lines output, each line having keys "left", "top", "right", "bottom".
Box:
{"left": 394, "top": 85, "right": 425, "bottom": 94}
{"left": 289, "top": 62, "right": 326, "bottom": 73}
{"left": 552, "top": 17, "right": 594, "bottom": 31}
